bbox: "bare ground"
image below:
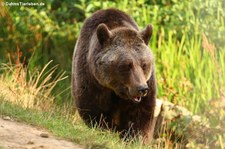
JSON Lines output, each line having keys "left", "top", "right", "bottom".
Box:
{"left": 0, "top": 117, "right": 83, "bottom": 149}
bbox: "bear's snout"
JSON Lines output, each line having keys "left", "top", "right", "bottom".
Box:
{"left": 128, "top": 84, "right": 149, "bottom": 103}
{"left": 137, "top": 85, "right": 149, "bottom": 97}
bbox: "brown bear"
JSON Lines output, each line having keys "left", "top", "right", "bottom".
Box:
{"left": 72, "top": 8, "right": 156, "bottom": 143}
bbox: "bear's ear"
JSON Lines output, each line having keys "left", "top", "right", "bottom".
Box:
{"left": 140, "top": 24, "right": 153, "bottom": 45}
{"left": 97, "top": 23, "right": 112, "bottom": 45}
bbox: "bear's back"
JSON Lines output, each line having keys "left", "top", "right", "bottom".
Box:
{"left": 82, "top": 8, "right": 138, "bottom": 35}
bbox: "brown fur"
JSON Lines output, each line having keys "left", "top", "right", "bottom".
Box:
{"left": 72, "top": 8, "right": 156, "bottom": 143}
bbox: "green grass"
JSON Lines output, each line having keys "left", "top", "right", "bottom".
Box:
{"left": 0, "top": 63, "right": 185, "bottom": 149}
{"left": 155, "top": 31, "right": 225, "bottom": 113}
{"left": 0, "top": 98, "right": 159, "bottom": 149}
{"left": 1, "top": 96, "right": 224, "bottom": 149}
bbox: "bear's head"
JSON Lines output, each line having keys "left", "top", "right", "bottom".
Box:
{"left": 93, "top": 23, "right": 154, "bottom": 103}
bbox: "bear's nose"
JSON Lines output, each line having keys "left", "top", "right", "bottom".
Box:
{"left": 137, "top": 85, "right": 149, "bottom": 96}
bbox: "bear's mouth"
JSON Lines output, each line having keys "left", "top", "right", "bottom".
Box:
{"left": 132, "top": 96, "right": 142, "bottom": 103}
{"left": 117, "top": 91, "right": 142, "bottom": 103}
{"left": 126, "top": 92, "right": 144, "bottom": 103}
{"left": 116, "top": 87, "right": 145, "bottom": 103}
{"left": 129, "top": 92, "right": 148, "bottom": 103}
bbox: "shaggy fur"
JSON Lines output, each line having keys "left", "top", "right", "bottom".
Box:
{"left": 72, "top": 8, "right": 156, "bottom": 143}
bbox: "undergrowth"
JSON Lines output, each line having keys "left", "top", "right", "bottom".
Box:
{"left": 0, "top": 60, "right": 224, "bottom": 148}
{"left": 0, "top": 61, "right": 191, "bottom": 148}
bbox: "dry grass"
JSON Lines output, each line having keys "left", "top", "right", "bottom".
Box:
{"left": 0, "top": 60, "right": 67, "bottom": 109}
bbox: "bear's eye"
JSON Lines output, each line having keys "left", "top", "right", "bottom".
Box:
{"left": 142, "top": 63, "right": 148, "bottom": 71}
{"left": 118, "top": 62, "right": 133, "bottom": 72}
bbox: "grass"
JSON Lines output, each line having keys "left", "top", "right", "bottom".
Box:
{"left": 1, "top": 94, "right": 224, "bottom": 149}
{"left": 0, "top": 62, "right": 190, "bottom": 149}
{"left": 0, "top": 97, "right": 153, "bottom": 149}
{"left": 0, "top": 60, "right": 67, "bottom": 109}
{"left": 155, "top": 31, "right": 225, "bottom": 114}
{"left": 0, "top": 62, "right": 145, "bottom": 149}
{"left": 0, "top": 60, "right": 224, "bottom": 149}
{"left": 1, "top": 97, "right": 196, "bottom": 149}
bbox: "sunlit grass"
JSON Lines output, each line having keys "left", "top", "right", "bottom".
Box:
{"left": 0, "top": 98, "right": 191, "bottom": 149}
{"left": 0, "top": 60, "right": 67, "bottom": 109}
{"left": 1, "top": 60, "right": 224, "bottom": 148}
{"left": 0, "top": 61, "right": 189, "bottom": 149}
{"left": 154, "top": 30, "right": 225, "bottom": 114}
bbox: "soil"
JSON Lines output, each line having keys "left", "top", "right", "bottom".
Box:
{"left": 0, "top": 117, "right": 83, "bottom": 149}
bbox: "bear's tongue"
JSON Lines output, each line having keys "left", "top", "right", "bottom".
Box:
{"left": 133, "top": 97, "right": 142, "bottom": 103}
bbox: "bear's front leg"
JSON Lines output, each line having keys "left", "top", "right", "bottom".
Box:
{"left": 118, "top": 104, "right": 156, "bottom": 144}
{"left": 141, "top": 100, "right": 163, "bottom": 144}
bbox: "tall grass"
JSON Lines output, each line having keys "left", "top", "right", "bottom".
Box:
{"left": 0, "top": 60, "right": 68, "bottom": 109}
{"left": 0, "top": 59, "right": 191, "bottom": 149}
{"left": 155, "top": 30, "right": 225, "bottom": 113}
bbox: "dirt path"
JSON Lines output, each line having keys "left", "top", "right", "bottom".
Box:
{"left": 0, "top": 117, "right": 83, "bottom": 149}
